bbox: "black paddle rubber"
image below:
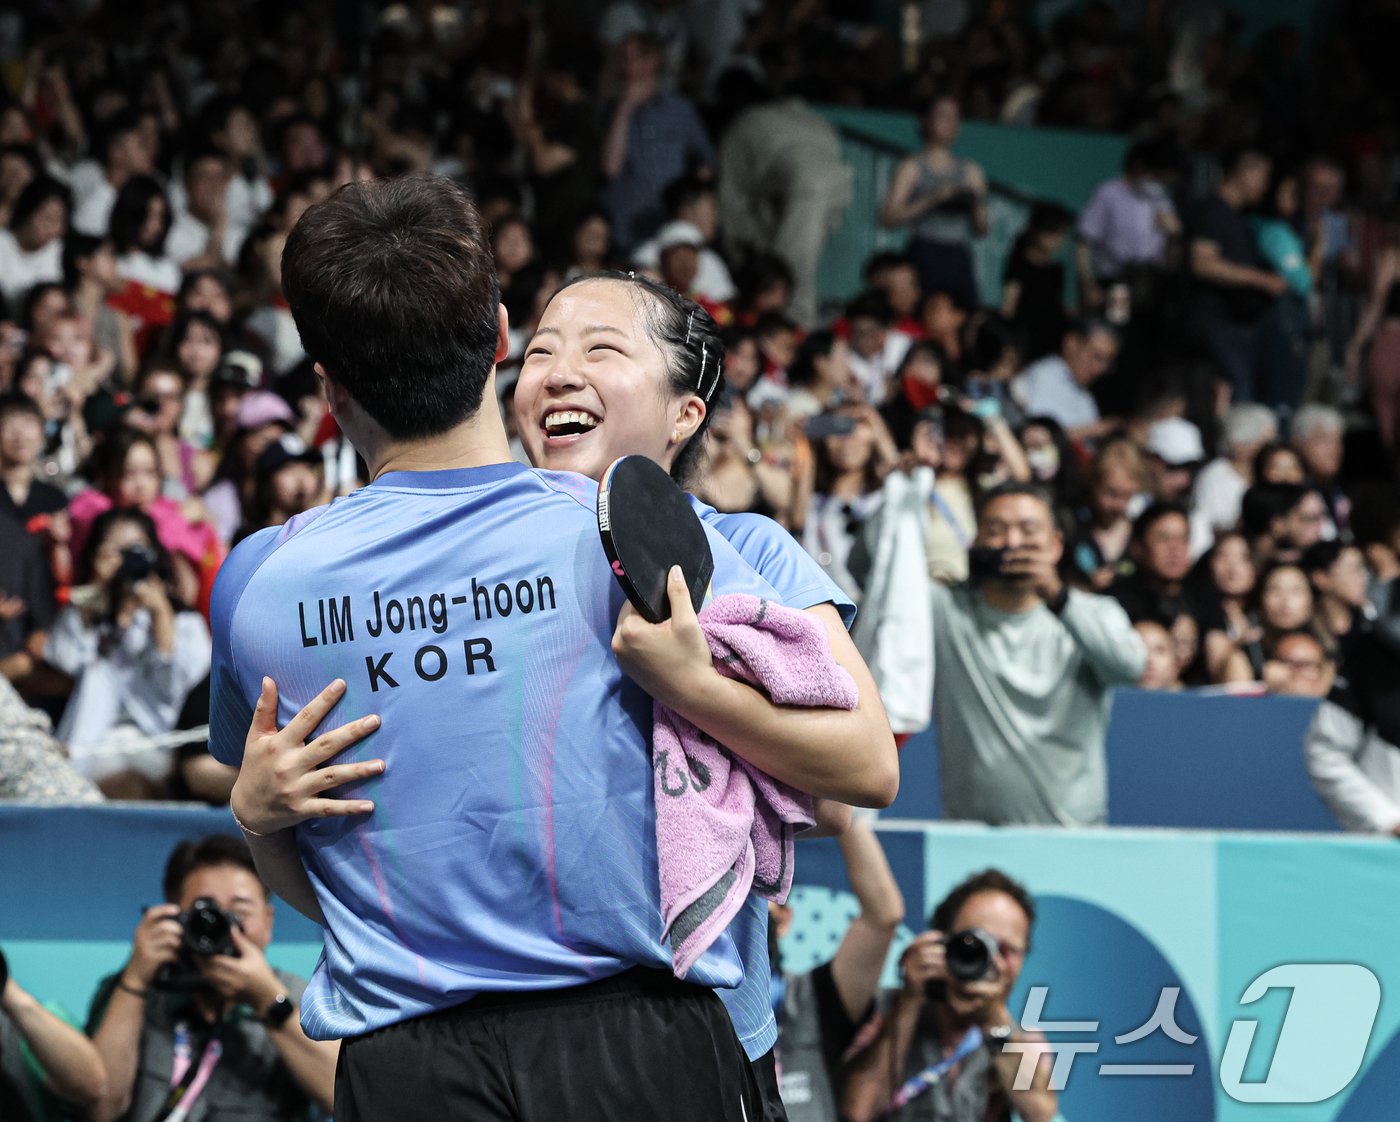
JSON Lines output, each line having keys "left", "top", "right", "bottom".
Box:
{"left": 597, "top": 455, "right": 714, "bottom": 623}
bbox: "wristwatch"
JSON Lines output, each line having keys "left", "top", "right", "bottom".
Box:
{"left": 985, "top": 1023, "right": 1016, "bottom": 1054}
{"left": 262, "top": 992, "right": 295, "bottom": 1029}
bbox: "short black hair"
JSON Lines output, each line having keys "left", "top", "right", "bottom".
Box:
{"left": 9, "top": 175, "right": 70, "bottom": 234}
{"left": 92, "top": 110, "right": 143, "bottom": 167}
{"left": 787, "top": 329, "right": 837, "bottom": 389}
{"left": 845, "top": 290, "right": 893, "bottom": 325}
{"left": 0, "top": 392, "right": 43, "bottom": 426}
{"left": 863, "top": 251, "right": 915, "bottom": 281}
{"left": 548, "top": 272, "right": 725, "bottom": 485}
{"left": 1223, "top": 144, "right": 1271, "bottom": 179}
{"left": 1131, "top": 500, "right": 1190, "bottom": 544}
{"left": 977, "top": 480, "right": 1055, "bottom": 520}
{"left": 162, "top": 834, "right": 266, "bottom": 904}
{"left": 930, "top": 869, "right": 1036, "bottom": 945}
{"left": 108, "top": 176, "right": 170, "bottom": 255}
{"left": 281, "top": 175, "right": 502, "bottom": 440}
{"left": 62, "top": 232, "right": 104, "bottom": 290}
{"left": 662, "top": 175, "right": 715, "bottom": 219}
{"left": 1241, "top": 482, "right": 1308, "bottom": 538}
{"left": 1300, "top": 538, "right": 1351, "bottom": 576}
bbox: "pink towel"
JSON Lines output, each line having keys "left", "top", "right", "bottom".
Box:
{"left": 655, "top": 594, "right": 859, "bottom": 977}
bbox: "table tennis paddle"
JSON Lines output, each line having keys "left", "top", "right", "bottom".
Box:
{"left": 597, "top": 455, "right": 714, "bottom": 623}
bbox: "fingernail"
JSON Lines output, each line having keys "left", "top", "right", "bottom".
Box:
{"left": 364, "top": 715, "right": 380, "bottom": 730}
{"left": 670, "top": 565, "right": 683, "bottom": 581}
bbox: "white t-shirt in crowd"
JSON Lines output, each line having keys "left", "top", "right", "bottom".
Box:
{"left": 1012, "top": 355, "right": 1100, "bottom": 431}
{"left": 117, "top": 250, "right": 182, "bottom": 295}
{"left": 0, "top": 230, "right": 63, "bottom": 310}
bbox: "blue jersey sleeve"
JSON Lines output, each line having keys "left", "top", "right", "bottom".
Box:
{"left": 207, "top": 526, "right": 283, "bottom": 766}
{"left": 691, "top": 500, "right": 856, "bottom": 628}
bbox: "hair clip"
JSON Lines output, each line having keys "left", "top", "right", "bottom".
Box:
{"left": 684, "top": 309, "right": 696, "bottom": 346}
{"left": 696, "top": 343, "right": 721, "bottom": 402}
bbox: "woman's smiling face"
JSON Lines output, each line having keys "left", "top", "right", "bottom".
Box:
{"left": 514, "top": 279, "right": 696, "bottom": 482}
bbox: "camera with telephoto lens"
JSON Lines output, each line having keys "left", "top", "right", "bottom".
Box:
{"left": 924, "top": 928, "right": 1002, "bottom": 999}
{"left": 153, "top": 897, "right": 242, "bottom": 992}
{"left": 118, "top": 544, "right": 159, "bottom": 583}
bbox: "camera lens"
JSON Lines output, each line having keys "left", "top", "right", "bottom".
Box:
{"left": 944, "top": 928, "right": 996, "bottom": 981}
{"left": 183, "top": 898, "right": 231, "bottom": 957}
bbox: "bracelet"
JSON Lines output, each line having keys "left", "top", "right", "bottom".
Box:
{"left": 117, "top": 978, "right": 148, "bottom": 999}
{"left": 231, "top": 809, "right": 269, "bottom": 838}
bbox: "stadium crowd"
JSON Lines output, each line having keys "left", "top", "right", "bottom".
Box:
{"left": 0, "top": 0, "right": 1399, "bottom": 827}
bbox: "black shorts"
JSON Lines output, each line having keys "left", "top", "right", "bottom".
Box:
{"left": 335, "top": 967, "right": 765, "bottom": 1122}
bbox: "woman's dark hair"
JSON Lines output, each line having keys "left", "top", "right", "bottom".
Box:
{"left": 548, "top": 272, "right": 726, "bottom": 485}
{"left": 1252, "top": 440, "right": 1305, "bottom": 483}
{"left": 19, "top": 282, "right": 66, "bottom": 331}
{"left": 0, "top": 142, "right": 43, "bottom": 188}
{"left": 963, "top": 313, "right": 1018, "bottom": 380}
{"left": 8, "top": 174, "right": 70, "bottom": 235}
{"left": 85, "top": 428, "right": 159, "bottom": 497}
{"left": 1020, "top": 414, "right": 1088, "bottom": 510}
{"left": 164, "top": 309, "right": 228, "bottom": 369}
{"left": 108, "top": 175, "right": 171, "bottom": 255}
{"left": 787, "top": 329, "right": 837, "bottom": 389}
{"left": 812, "top": 405, "right": 882, "bottom": 497}
{"left": 894, "top": 338, "right": 949, "bottom": 381}
{"left": 282, "top": 175, "right": 501, "bottom": 440}
{"left": 61, "top": 233, "right": 104, "bottom": 290}
{"left": 1248, "top": 560, "right": 1311, "bottom": 618}
{"left": 78, "top": 506, "right": 170, "bottom": 587}
{"left": 1188, "top": 528, "right": 1253, "bottom": 603}
{"left": 929, "top": 868, "right": 1035, "bottom": 948}
{"left": 176, "top": 267, "right": 236, "bottom": 319}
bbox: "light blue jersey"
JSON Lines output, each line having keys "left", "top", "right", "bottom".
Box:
{"left": 209, "top": 463, "right": 785, "bottom": 1041}
{"left": 690, "top": 497, "right": 856, "bottom": 1061}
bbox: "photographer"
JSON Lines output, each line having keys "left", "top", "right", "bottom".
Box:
{"left": 843, "top": 871, "right": 1056, "bottom": 1122}
{"left": 45, "top": 508, "right": 210, "bottom": 796}
{"left": 0, "top": 946, "right": 108, "bottom": 1119}
{"left": 86, "top": 835, "right": 336, "bottom": 1122}
{"left": 931, "top": 483, "right": 1144, "bottom": 825}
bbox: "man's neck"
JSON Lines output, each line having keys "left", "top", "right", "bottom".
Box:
{"left": 979, "top": 580, "right": 1041, "bottom": 614}
{"left": 2, "top": 462, "right": 33, "bottom": 501}
{"left": 363, "top": 406, "right": 513, "bottom": 481}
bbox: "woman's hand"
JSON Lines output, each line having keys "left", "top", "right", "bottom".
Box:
{"left": 611, "top": 567, "right": 715, "bottom": 711}
{"left": 230, "top": 677, "right": 384, "bottom": 836}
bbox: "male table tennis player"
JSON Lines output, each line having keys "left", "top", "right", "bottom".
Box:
{"left": 208, "top": 176, "right": 893, "bottom": 1122}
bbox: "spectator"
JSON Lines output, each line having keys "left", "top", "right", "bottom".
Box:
{"left": 1346, "top": 230, "right": 1400, "bottom": 459}
{"left": 1250, "top": 166, "right": 1317, "bottom": 414}
{"left": 1253, "top": 440, "right": 1307, "bottom": 485}
{"left": 62, "top": 234, "right": 137, "bottom": 384}
{"left": 1143, "top": 416, "right": 1206, "bottom": 507}
{"left": 561, "top": 209, "right": 614, "bottom": 279}
{"left": 1002, "top": 202, "right": 1073, "bottom": 363}
{"left": 1010, "top": 318, "right": 1119, "bottom": 443}
{"left": 1067, "top": 438, "right": 1148, "bottom": 591}
{"left": 1239, "top": 561, "right": 1322, "bottom": 677}
{"left": 881, "top": 340, "right": 948, "bottom": 450}
{"left": 0, "top": 946, "right": 107, "bottom": 1116}
{"left": 1075, "top": 139, "right": 1180, "bottom": 308}
{"left": 70, "top": 111, "right": 155, "bottom": 238}
{"left": 201, "top": 391, "right": 298, "bottom": 546}
{"left": 1110, "top": 501, "right": 1196, "bottom": 625}
{"left": 631, "top": 176, "right": 736, "bottom": 304}
{"left": 1290, "top": 404, "right": 1348, "bottom": 534}
{"left": 86, "top": 835, "right": 337, "bottom": 1122}
{"left": 164, "top": 146, "right": 241, "bottom": 269}
{"left": 0, "top": 142, "right": 42, "bottom": 230}
{"left": 1241, "top": 481, "right": 1328, "bottom": 564}
{"left": 127, "top": 360, "right": 201, "bottom": 500}
{"left": 927, "top": 483, "right": 1145, "bottom": 825}
{"left": 1305, "top": 620, "right": 1400, "bottom": 834}
{"left": 1018, "top": 415, "right": 1088, "bottom": 514}
{"left": 45, "top": 508, "right": 210, "bottom": 795}
{"left": 0, "top": 505, "right": 53, "bottom": 690}
{"left": 919, "top": 287, "right": 969, "bottom": 371}
{"left": 2, "top": 657, "right": 104, "bottom": 802}
{"left": 108, "top": 176, "right": 180, "bottom": 296}
{"left": 168, "top": 310, "right": 227, "bottom": 450}
{"left": 786, "top": 330, "right": 857, "bottom": 421}
{"left": 803, "top": 404, "right": 895, "bottom": 600}
{"left": 880, "top": 95, "right": 988, "bottom": 309}
{"left": 0, "top": 176, "right": 69, "bottom": 312}
{"left": 601, "top": 32, "right": 713, "bottom": 253}
{"left": 773, "top": 817, "right": 904, "bottom": 1122}
{"left": 843, "top": 869, "right": 1056, "bottom": 1122}
{"left": 1302, "top": 540, "right": 1372, "bottom": 660}
{"left": 1134, "top": 617, "right": 1183, "bottom": 690}
{"left": 1262, "top": 629, "right": 1335, "bottom": 698}
{"left": 234, "top": 436, "right": 326, "bottom": 544}
{"left": 863, "top": 253, "right": 924, "bottom": 339}
{"left": 717, "top": 85, "right": 851, "bottom": 327}
{"left": 1194, "top": 531, "right": 1261, "bottom": 683}
{"left": 1191, "top": 403, "right": 1277, "bottom": 549}
{"left": 0, "top": 391, "right": 68, "bottom": 531}
{"left": 1188, "top": 145, "right": 1286, "bottom": 405}
{"left": 844, "top": 291, "right": 912, "bottom": 404}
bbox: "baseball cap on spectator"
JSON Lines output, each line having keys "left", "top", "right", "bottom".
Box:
{"left": 82, "top": 389, "right": 133, "bottom": 434}
{"left": 213, "top": 350, "right": 264, "bottom": 392}
{"left": 653, "top": 220, "right": 706, "bottom": 252}
{"left": 236, "top": 390, "right": 296, "bottom": 430}
{"left": 256, "top": 434, "right": 322, "bottom": 479}
{"left": 1146, "top": 417, "right": 1205, "bottom": 466}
